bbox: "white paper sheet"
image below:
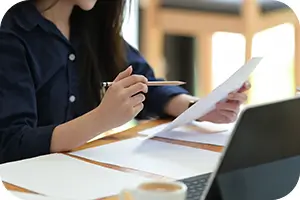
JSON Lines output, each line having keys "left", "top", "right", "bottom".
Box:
{"left": 0, "top": 154, "right": 151, "bottom": 200}
{"left": 0, "top": 177, "right": 22, "bottom": 200}
{"left": 145, "top": 57, "right": 263, "bottom": 139}
{"left": 139, "top": 121, "right": 234, "bottom": 146}
{"left": 70, "top": 137, "right": 221, "bottom": 179}
{"left": 9, "top": 192, "right": 58, "bottom": 200}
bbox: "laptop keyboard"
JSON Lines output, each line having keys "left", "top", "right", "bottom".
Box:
{"left": 179, "top": 173, "right": 211, "bottom": 200}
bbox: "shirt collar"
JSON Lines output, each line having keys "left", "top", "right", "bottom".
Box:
{"left": 10, "top": 1, "right": 55, "bottom": 33}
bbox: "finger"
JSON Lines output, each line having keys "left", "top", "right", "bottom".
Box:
{"left": 227, "top": 93, "right": 247, "bottom": 103}
{"left": 113, "top": 66, "right": 133, "bottom": 82}
{"left": 219, "top": 110, "right": 237, "bottom": 123}
{"left": 118, "top": 75, "right": 148, "bottom": 88}
{"left": 216, "top": 102, "right": 240, "bottom": 113}
{"left": 238, "top": 81, "right": 251, "bottom": 92}
{"left": 132, "top": 103, "right": 144, "bottom": 116}
{"left": 126, "top": 83, "right": 148, "bottom": 97}
{"left": 130, "top": 93, "right": 146, "bottom": 107}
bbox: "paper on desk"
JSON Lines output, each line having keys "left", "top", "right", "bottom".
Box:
{"left": 0, "top": 177, "right": 22, "bottom": 200}
{"left": 145, "top": 57, "right": 263, "bottom": 139}
{"left": 139, "top": 121, "right": 234, "bottom": 146}
{"left": 70, "top": 137, "right": 221, "bottom": 179}
{"left": 0, "top": 154, "right": 151, "bottom": 200}
{"left": 10, "top": 192, "right": 58, "bottom": 200}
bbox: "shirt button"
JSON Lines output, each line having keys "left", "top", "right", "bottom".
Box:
{"left": 69, "top": 53, "right": 76, "bottom": 61}
{"left": 69, "top": 95, "right": 76, "bottom": 103}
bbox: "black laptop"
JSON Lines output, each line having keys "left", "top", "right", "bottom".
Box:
{"left": 179, "top": 97, "right": 300, "bottom": 200}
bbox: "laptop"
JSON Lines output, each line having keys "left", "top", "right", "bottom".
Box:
{"left": 178, "top": 97, "right": 300, "bottom": 200}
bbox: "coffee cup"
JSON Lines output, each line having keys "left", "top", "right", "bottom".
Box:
{"left": 119, "top": 180, "right": 187, "bottom": 200}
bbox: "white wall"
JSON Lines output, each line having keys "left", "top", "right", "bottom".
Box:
{"left": 122, "top": 0, "right": 139, "bottom": 49}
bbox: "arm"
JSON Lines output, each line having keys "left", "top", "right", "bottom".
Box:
{"left": 0, "top": 31, "right": 112, "bottom": 163}
{"left": 51, "top": 109, "right": 111, "bottom": 153}
{"left": 163, "top": 94, "right": 199, "bottom": 117}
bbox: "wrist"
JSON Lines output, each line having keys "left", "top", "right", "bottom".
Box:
{"left": 187, "top": 100, "right": 207, "bottom": 122}
{"left": 93, "top": 106, "right": 115, "bottom": 133}
{"left": 164, "top": 94, "right": 199, "bottom": 117}
{"left": 51, "top": 108, "right": 111, "bottom": 152}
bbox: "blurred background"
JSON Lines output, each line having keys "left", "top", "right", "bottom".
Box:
{"left": 118, "top": 0, "right": 300, "bottom": 131}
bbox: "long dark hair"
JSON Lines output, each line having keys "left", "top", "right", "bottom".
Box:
{"left": 71, "top": 0, "right": 128, "bottom": 110}
{"left": 39, "top": 0, "right": 129, "bottom": 110}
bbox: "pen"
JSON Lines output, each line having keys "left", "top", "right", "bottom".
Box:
{"left": 102, "top": 81, "right": 186, "bottom": 88}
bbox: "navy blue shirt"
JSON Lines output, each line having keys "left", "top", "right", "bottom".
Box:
{"left": 0, "top": 1, "right": 188, "bottom": 163}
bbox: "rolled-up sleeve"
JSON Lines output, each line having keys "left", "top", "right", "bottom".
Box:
{"left": 125, "top": 42, "right": 189, "bottom": 119}
{"left": 0, "top": 31, "right": 55, "bottom": 163}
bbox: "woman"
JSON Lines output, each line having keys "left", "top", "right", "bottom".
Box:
{"left": 0, "top": 0, "right": 249, "bottom": 163}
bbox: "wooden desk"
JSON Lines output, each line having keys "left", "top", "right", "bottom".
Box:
{"left": 3, "top": 120, "right": 223, "bottom": 200}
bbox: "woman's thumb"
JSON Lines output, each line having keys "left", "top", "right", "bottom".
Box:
{"left": 113, "top": 66, "right": 133, "bottom": 82}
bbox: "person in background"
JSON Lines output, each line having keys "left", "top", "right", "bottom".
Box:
{"left": 0, "top": 0, "right": 250, "bottom": 163}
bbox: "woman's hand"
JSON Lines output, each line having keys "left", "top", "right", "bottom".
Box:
{"left": 97, "top": 66, "right": 148, "bottom": 129}
{"left": 198, "top": 81, "right": 251, "bottom": 124}
{"left": 51, "top": 67, "right": 148, "bottom": 152}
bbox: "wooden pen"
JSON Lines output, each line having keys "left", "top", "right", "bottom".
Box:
{"left": 102, "top": 81, "right": 186, "bottom": 87}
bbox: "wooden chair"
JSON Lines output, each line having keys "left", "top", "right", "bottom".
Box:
{"left": 139, "top": 0, "right": 300, "bottom": 97}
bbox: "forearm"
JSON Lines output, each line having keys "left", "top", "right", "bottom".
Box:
{"left": 164, "top": 94, "right": 199, "bottom": 117}
{"left": 50, "top": 108, "right": 112, "bottom": 152}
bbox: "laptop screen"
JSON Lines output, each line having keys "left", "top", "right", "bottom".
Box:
{"left": 204, "top": 98, "right": 300, "bottom": 200}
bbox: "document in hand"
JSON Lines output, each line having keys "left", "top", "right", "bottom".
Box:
{"left": 145, "top": 57, "right": 263, "bottom": 139}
